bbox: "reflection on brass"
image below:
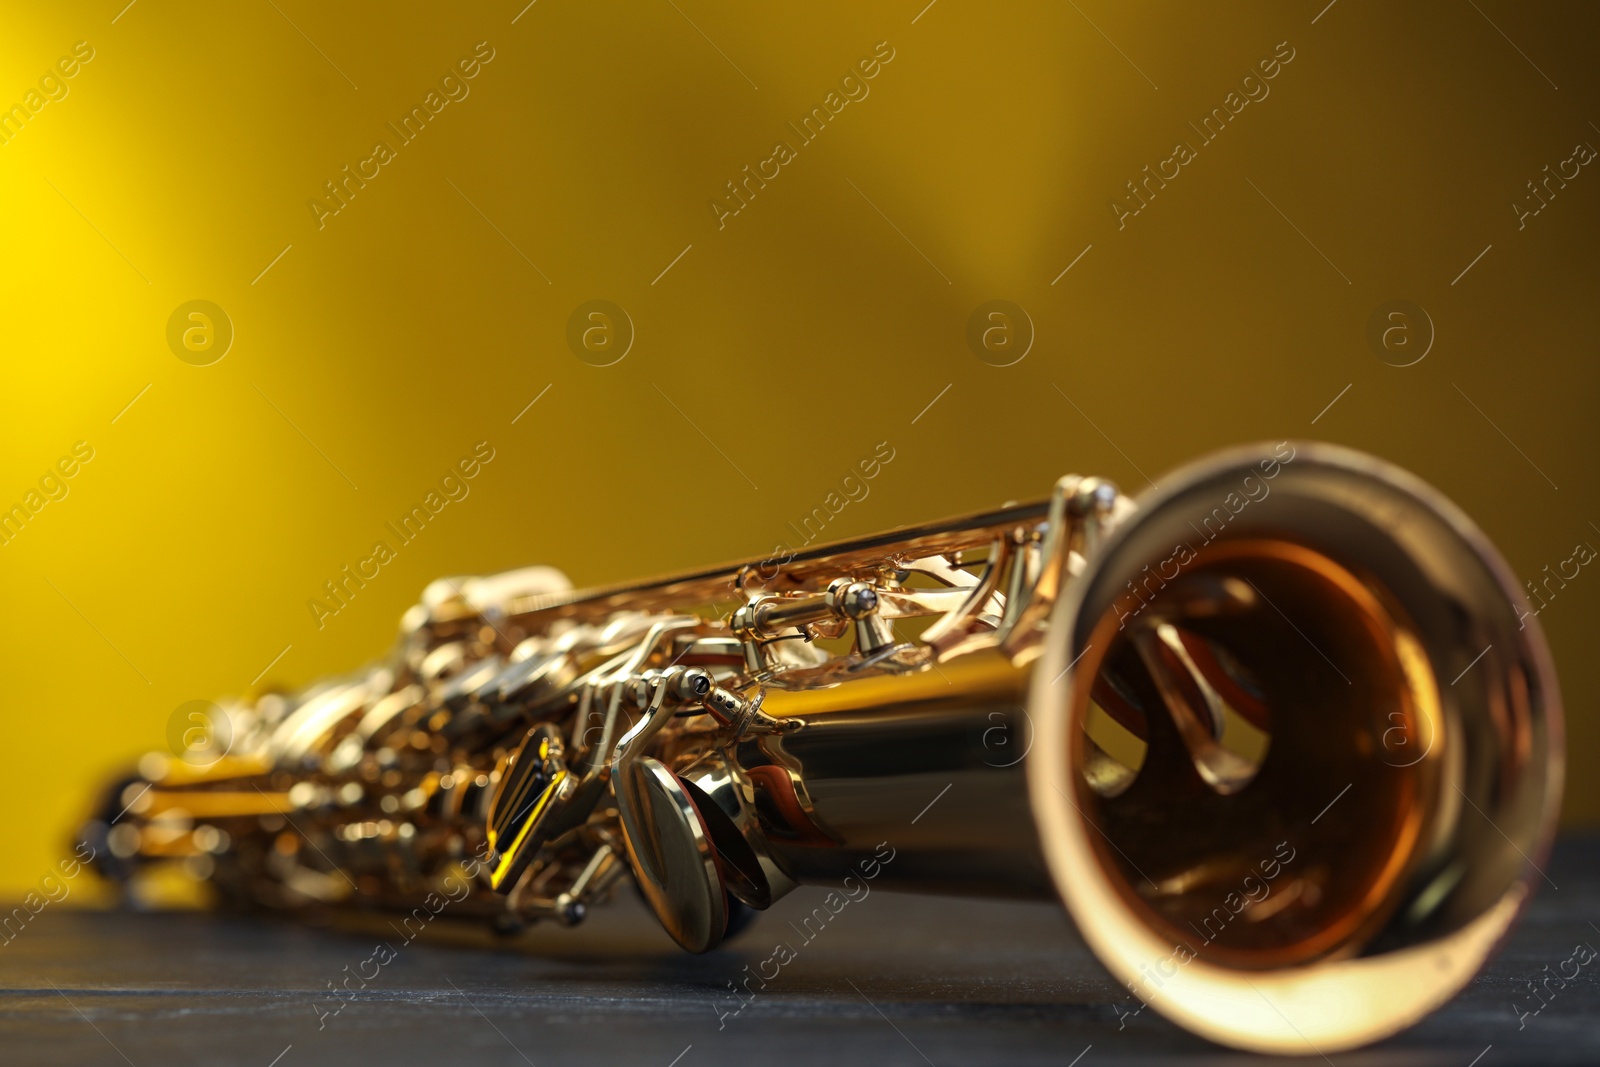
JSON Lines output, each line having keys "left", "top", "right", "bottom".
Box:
{"left": 83, "top": 442, "right": 1562, "bottom": 1054}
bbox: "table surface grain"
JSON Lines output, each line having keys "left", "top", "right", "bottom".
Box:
{"left": 2, "top": 837, "right": 1597, "bottom": 1067}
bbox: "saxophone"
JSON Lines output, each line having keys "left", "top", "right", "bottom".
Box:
{"left": 83, "top": 442, "right": 1562, "bottom": 1054}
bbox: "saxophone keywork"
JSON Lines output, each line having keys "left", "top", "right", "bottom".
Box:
{"left": 83, "top": 441, "right": 1562, "bottom": 1055}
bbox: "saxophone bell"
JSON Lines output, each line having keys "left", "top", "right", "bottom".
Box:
{"left": 1029, "top": 443, "right": 1561, "bottom": 1052}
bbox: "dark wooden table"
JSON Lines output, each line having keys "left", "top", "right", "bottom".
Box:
{"left": 3, "top": 836, "right": 1597, "bottom": 1066}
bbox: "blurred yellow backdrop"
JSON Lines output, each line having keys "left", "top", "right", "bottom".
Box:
{"left": 1, "top": 0, "right": 1595, "bottom": 894}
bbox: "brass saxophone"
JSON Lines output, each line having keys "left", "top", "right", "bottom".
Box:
{"left": 83, "top": 442, "right": 1562, "bottom": 1054}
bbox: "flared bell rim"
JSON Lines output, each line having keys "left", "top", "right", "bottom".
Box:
{"left": 1027, "top": 440, "right": 1564, "bottom": 1054}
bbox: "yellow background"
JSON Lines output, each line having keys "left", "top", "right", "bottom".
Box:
{"left": 1, "top": 1, "right": 1595, "bottom": 895}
